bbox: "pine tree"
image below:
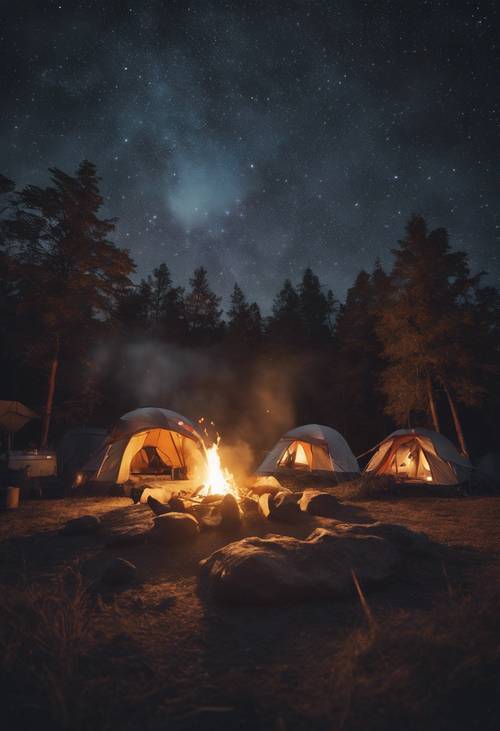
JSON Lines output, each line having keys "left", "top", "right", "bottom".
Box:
{"left": 145, "top": 263, "right": 186, "bottom": 341}
{"left": 298, "top": 267, "right": 336, "bottom": 343}
{"left": 333, "top": 265, "right": 390, "bottom": 449}
{"left": 11, "top": 161, "right": 135, "bottom": 445}
{"left": 377, "top": 215, "right": 486, "bottom": 453}
{"left": 184, "top": 266, "right": 223, "bottom": 343}
{"left": 227, "top": 283, "right": 262, "bottom": 342}
{"left": 267, "top": 278, "right": 301, "bottom": 344}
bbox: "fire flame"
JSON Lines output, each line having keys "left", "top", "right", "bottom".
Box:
{"left": 197, "top": 417, "right": 238, "bottom": 497}
{"left": 203, "top": 438, "right": 237, "bottom": 497}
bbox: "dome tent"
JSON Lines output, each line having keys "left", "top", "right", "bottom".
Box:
{"left": 364, "top": 428, "right": 473, "bottom": 486}
{"left": 257, "top": 424, "right": 359, "bottom": 482}
{"left": 85, "top": 408, "right": 207, "bottom": 485}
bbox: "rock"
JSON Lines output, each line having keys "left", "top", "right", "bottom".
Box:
{"left": 272, "top": 491, "right": 301, "bottom": 522}
{"left": 147, "top": 496, "right": 171, "bottom": 516}
{"left": 258, "top": 491, "right": 302, "bottom": 523}
{"left": 102, "top": 557, "right": 137, "bottom": 586}
{"left": 331, "top": 522, "right": 431, "bottom": 554}
{"left": 199, "top": 526, "right": 400, "bottom": 603}
{"left": 219, "top": 494, "right": 242, "bottom": 529}
{"left": 240, "top": 496, "right": 259, "bottom": 516}
{"left": 169, "top": 496, "right": 186, "bottom": 512}
{"left": 130, "top": 486, "right": 144, "bottom": 504}
{"left": 60, "top": 515, "right": 101, "bottom": 535}
{"left": 250, "top": 476, "right": 288, "bottom": 496}
{"left": 258, "top": 492, "right": 272, "bottom": 518}
{"left": 200, "top": 494, "right": 242, "bottom": 531}
{"left": 149, "top": 512, "right": 200, "bottom": 545}
{"left": 299, "top": 490, "right": 339, "bottom": 518}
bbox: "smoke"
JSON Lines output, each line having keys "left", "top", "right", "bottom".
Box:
{"left": 92, "top": 338, "right": 299, "bottom": 474}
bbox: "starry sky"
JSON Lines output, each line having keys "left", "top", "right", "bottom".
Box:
{"left": 1, "top": 0, "right": 499, "bottom": 310}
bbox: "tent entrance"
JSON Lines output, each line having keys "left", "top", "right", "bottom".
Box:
{"left": 389, "top": 443, "right": 431, "bottom": 480}
{"left": 277, "top": 440, "right": 332, "bottom": 472}
{"left": 130, "top": 446, "right": 173, "bottom": 476}
{"left": 373, "top": 437, "right": 441, "bottom": 483}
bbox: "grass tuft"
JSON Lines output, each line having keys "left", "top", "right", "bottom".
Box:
{"left": 329, "top": 570, "right": 500, "bottom": 730}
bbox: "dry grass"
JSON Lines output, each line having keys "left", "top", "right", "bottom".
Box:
{"left": 0, "top": 569, "right": 104, "bottom": 730}
{"left": 329, "top": 569, "right": 500, "bottom": 731}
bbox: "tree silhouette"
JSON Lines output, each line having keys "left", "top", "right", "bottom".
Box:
{"left": 268, "top": 278, "right": 301, "bottom": 345}
{"left": 333, "top": 264, "right": 390, "bottom": 450}
{"left": 11, "top": 161, "right": 134, "bottom": 445}
{"left": 184, "top": 266, "right": 223, "bottom": 344}
{"left": 298, "top": 267, "right": 337, "bottom": 343}
{"left": 227, "top": 283, "right": 262, "bottom": 343}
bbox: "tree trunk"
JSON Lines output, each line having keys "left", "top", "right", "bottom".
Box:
{"left": 442, "top": 381, "right": 469, "bottom": 457}
{"left": 40, "top": 335, "right": 60, "bottom": 449}
{"left": 426, "top": 375, "right": 440, "bottom": 433}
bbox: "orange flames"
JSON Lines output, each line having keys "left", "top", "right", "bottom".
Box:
{"left": 198, "top": 418, "right": 238, "bottom": 497}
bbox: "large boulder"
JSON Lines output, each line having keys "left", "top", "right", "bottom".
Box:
{"left": 199, "top": 526, "right": 400, "bottom": 603}
{"left": 149, "top": 512, "right": 200, "bottom": 545}
{"left": 102, "top": 557, "right": 137, "bottom": 586}
{"left": 299, "top": 489, "right": 339, "bottom": 518}
{"left": 60, "top": 515, "right": 101, "bottom": 536}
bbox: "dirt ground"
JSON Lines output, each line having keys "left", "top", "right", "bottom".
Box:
{"left": 1, "top": 492, "right": 499, "bottom": 731}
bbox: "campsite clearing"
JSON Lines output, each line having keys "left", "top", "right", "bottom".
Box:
{"left": 0, "top": 493, "right": 499, "bottom": 731}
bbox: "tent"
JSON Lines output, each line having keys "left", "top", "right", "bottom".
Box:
{"left": 85, "top": 408, "right": 207, "bottom": 485}
{"left": 57, "top": 427, "right": 108, "bottom": 483}
{"left": 364, "top": 428, "right": 473, "bottom": 485}
{"left": 257, "top": 424, "right": 359, "bottom": 480}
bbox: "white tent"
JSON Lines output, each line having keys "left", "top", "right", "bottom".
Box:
{"left": 86, "top": 408, "right": 207, "bottom": 485}
{"left": 365, "top": 428, "right": 473, "bottom": 485}
{"left": 257, "top": 424, "right": 359, "bottom": 479}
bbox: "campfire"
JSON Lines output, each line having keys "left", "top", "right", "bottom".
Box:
{"left": 197, "top": 418, "right": 239, "bottom": 499}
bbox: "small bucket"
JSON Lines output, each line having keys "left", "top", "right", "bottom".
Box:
{"left": 0, "top": 486, "right": 20, "bottom": 510}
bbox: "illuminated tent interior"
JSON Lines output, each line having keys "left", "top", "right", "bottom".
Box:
{"left": 257, "top": 424, "right": 359, "bottom": 480}
{"left": 365, "top": 428, "right": 473, "bottom": 485}
{"left": 85, "top": 408, "right": 206, "bottom": 485}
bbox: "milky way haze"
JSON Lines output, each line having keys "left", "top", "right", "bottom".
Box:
{"left": 1, "top": 0, "right": 499, "bottom": 308}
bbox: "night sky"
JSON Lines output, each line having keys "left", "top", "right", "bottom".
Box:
{"left": 2, "top": 0, "right": 499, "bottom": 309}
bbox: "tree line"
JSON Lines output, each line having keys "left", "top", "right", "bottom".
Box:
{"left": 1, "top": 161, "right": 499, "bottom": 458}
